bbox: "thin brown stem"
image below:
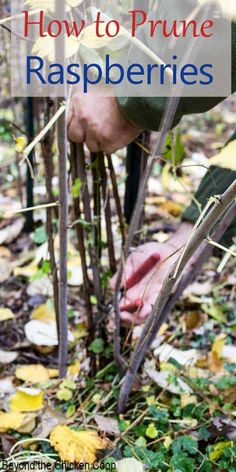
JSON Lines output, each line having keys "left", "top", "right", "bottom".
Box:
{"left": 99, "top": 154, "right": 116, "bottom": 274}
{"left": 107, "top": 154, "right": 126, "bottom": 247}
{"left": 118, "top": 181, "right": 236, "bottom": 412}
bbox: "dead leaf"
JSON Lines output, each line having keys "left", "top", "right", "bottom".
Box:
{"left": 24, "top": 320, "right": 73, "bottom": 346}
{"left": 0, "top": 218, "right": 24, "bottom": 245}
{"left": 145, "top": 366, "right": 192, "bottom": 394}
{"left": 154, "top": 344, "right": 200, "bottom": 367}
{"left": 208, "top": 334, "right": 226, "bottom": 373}
{"left": 15, "top": 364, "right": 57, "bottom": 383}
{"left": 0, "top": 412, "right": 26, "bottom": 432}
{"left": 0, "top": 258, "right": 12, "bottom": 283}
{"left": 0, "top": 350, "right": 18, "bottom": 364}
{"left": 159, "top": 200, "right": 183, "bottom": 217}
{"left": 222, "top": 345, "right": 236, "bottom": 363}
{"left": 0, "top": 308, "right": 15, "bottom": 322}
{"left": 33, "top": 408, "right": 64, "bottom": 438}
{"left": 24, "top": 320, "right": 58, "bottom": 346}
{"left": 10, "top": 388, "right": 44, "bottom": 412}
{"left": 0, "top": 377, "right": 15, "bottom": 396}
{"left": 50, "top": 425, "right": 104, "bottom": 463}
{"left": 27, "top": 276, "right": 53, "bottom": 297}
{"left": 31, "top": 304, "right": 55, "bottom": 323}
{"left": 180, "top": 393, "right": 197, "bottom": 408}
{"left": 116, "top": 458, "right": 144, "bottom": 472}
{"left": 182, "top": 311, "right": 203, "bottom": 331}
{"left": 95, "top": 415, "right": 120, "bottom": 436}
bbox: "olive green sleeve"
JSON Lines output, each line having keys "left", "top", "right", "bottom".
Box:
{"left": 182, "top": 166, "right": 236, "bottom": 247}
{"left": 117, "top": 16, "right": 236, "bottom": 130}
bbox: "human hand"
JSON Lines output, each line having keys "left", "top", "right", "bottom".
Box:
{"left": 67, "top": 91, "right": 142, "bottom": 153}
{"left": 110, "top": 222, "right": 193, "bottom": 326}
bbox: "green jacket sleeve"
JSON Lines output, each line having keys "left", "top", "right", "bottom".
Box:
{"left": 117, "top": 2, "right": 236, "bottom": 246}
{"left": 182, "top": 165, "right": 236, "bottom": 247}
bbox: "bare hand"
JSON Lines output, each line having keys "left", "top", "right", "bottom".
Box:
{"left": 110, "top": 222, "right": 193, "bottom": 326}
{"left": 67, "top": 92, "right": 142, "bottom": 153}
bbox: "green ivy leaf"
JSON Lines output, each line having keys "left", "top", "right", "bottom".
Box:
{"left": 33, "top": 227, "right": 48, "bottom": 245}
{"left": 89, "top": 338, "right": 104, "bottom": 354}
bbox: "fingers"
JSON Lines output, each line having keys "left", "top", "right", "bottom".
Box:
{"left": 120, "top": 303, "right": 152, "bottom": 326}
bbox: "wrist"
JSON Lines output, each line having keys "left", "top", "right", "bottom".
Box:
{"left": 115, "top": 97, "right": 144, "bottom": 133}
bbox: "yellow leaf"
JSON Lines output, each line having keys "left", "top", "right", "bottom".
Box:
{"left": 13, "top": 262, "right": 37, "bottom": 278}
{"left": 68, "top": 360, "right": 80, "bottom": 377}
{"left": 209, "top": 441, "right": 231, "bottom": 462}
{"left": 32, "top": 35, "right": 80, "bottom": 61}
{"left": 159, "top": 201, "right": 182, "bottom": 217}
{"left": 0, "top": 246, "right": 11, "bottom": 258}
{"left": 209, "top": 141, "right": 236, "bottom": 171}
{"left": 10, "top": 388, "right": 44, "bottom": 412}
{"left": 50, "top": 425, "right": 104, "bottom": 463}
{"left": 32, "top": 304, "right": 55, "bottom": 323}
{"left": 14, "top": 136, "right": 27, "bottom": 153}
{"left": 208, "top": 334, "right": 226, "bottom": 373}
{"left": 180, "top": 393, "right": 197, "bottom": 408}
{"left": 163, "top": 436, "right": 172, "bottom": 450}
{"left": 18, "top": 414, "right": 36, "bottom": 433}
{"left": 0, "top": 412, "right": 26, "bottom": 432}
{"left": 47, "top": 368, "right": 59, "bottom": 378}
{"left": 0, "top": 308, "right": 15, "bottom": 322}
{"left": 16, "top": 364, "right": 51, "bottom": 383}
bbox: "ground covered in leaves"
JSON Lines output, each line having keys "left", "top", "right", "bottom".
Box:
{"left": 0, "top": 98, "right": 236, "bottom": 471}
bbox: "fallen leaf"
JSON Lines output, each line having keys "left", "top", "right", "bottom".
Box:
{"left": 116, "top": 458, "right": 144, "bottom": 472}
{"left": 15, "top": 364, "right": 57, "bottom": 383}
{"left": 208, "top": 334, "right": 226, "bottom": 373}
{"left": 0, "top": 258, "right": 12, "bottom": 283}
{"left": 27, "top": 276, "right": 53, "bottom": 297}
{"left": 10, "top": 388, "right": 44, "bottom": 412}
{"left": 18, "top": 414, "right": 36, "bottom": 433}
{"left": 14, "top": 261, "right": 38, "bottom": 278}
{"left": 0, "top": 412, "right": 26, "bottom": 433}
{"left": 0, "top": 377, "right": 15, "bottom": 396}
{"left": 33, "top": 408, "right": 64, "bottom": 438}
{"left": 0, "top": 219, "right": 24, "bottom": 245}
{"left": 68, "top": 360, "right": 80, "bottom": 377}
{"left": 0, "top": 308, "right": 15, "bottom": 322}
{"left": 180, "top": 393, "right": 198, "bottom": 408}
{"left": 50, "top": 425, "right": 104, "bottom": 463}
{"left": 95, "top": 415, "right": 120, "bottom": 436}
{"left": 222, "top": 345, "right": 236, "bottom": 363}
{"left": 31, "top": 304, "right": 55, "bottom": 323}
{"left": 24, "top": 320, "right": 73, "bottom": 346}
{"left": 67, "top": 257, "right": 83, "bottom": 286}
{"left": 0, "top": 350, "right": 18, "bottom": 364}
{"left": 24, "top": 320, "right": 58, "bottom": 346}
{"left": 145, "top": 367, "right": 192, "bottom": 394}
{"left": 154, "top": 344, "right": 200, "bottom": 367}
{"left": 0, "top": 246, "right": 11, "bottom": 258}
{"left": 181, "top": 311, "right": 203, "bottom": 331}
{"left": 159, "top": 200, "right": 183, "bottom": 217}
